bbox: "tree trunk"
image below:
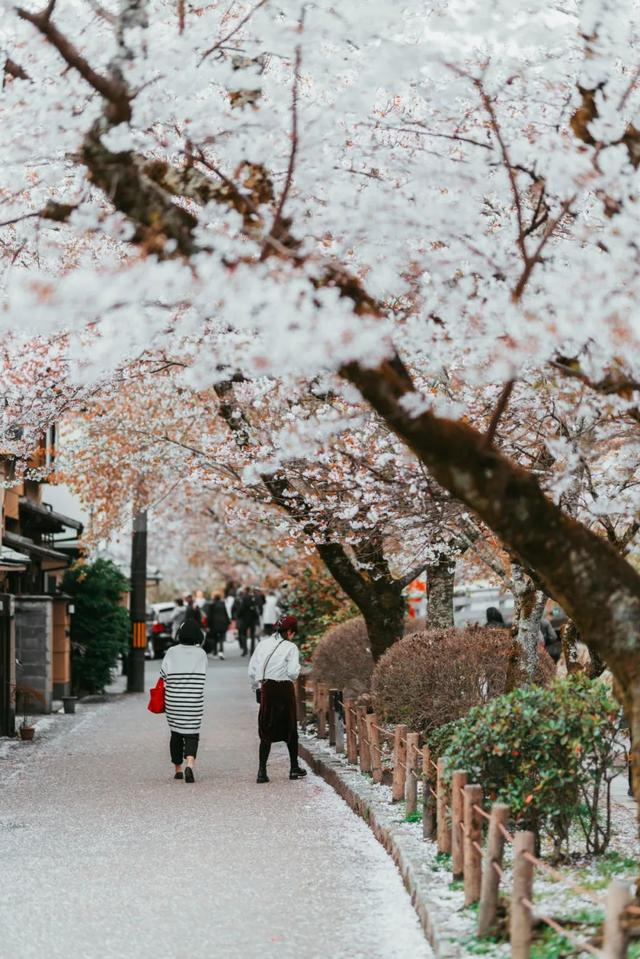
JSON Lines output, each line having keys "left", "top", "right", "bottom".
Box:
{"left": 360, "top": 586, "right": 407, "bottom": 660}
{"left": 213, "top": 380, "right": 407, "bottom": 660}
{"left": 342, "top": 357, "right": 640, "bottom": 800}
{"left": 426, "top": 556, "right": 455, "bottom": 629}
{"left": 511, "top": 565, "right": 544, "bottom": 681}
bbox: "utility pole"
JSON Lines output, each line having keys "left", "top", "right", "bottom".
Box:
{"left": 127, "top": 508, "right": 147, "bottom": 693}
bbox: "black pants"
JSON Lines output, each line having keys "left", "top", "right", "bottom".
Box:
{"left": 259, "top": 730, "right": 299, "bottom": 769}
{"left": 170, "top": 731, "right": 199, "bottom": 765}
{"left": 238, "top": 621, "right": 257, "bottom": 654}
{"left": 210, "top": 629, "right": 226, "bottom": 654}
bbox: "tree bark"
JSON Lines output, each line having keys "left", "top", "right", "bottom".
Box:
{"left": 426, "top": 556, "right": 455, "bottom": 629}
{"left": 511, "top": 565, "right": 544, "bottom": 681}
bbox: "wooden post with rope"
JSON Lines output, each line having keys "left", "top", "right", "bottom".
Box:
{"left": 344, "top": 699, "right": 358, "bottom": 764}
{"left": 295, "top": 676, "right": 306, "bottom": 726}
{"left": 451, "top": 770, "right": 468, "bottom": 880}
{"left": 317, "top": 683, "right": 328, "bottom": 738}
{"left": 436, "top": 757, "right": 451, "bottom": 854}
{"left": 463, "top": 784, "right": 483, "bottom": 905}
{"left": 356, "top": 704, "right": 372, "bottom": 774}
{"left": 602, "top": 879, "right": 632, "bottom": 959}
{"left": 477, "top": 803, "right": 510, "bottom": 937}
{"left": 367, "top": 714, "right": 383, "bottom": 784}
{"left": 328, "top": 688, "right": 338, "bottom": 746}
{"left": 510, "top": 831, "right": 535, "bottom": 959}
{"left": 405, "top": 732, "right": 420, "bottom": 816}
{"left": 422, "top": 746, "right": 437, "bottom": 840}
{"left": 335, "top": 691, "right": 345, "bottom": 754}
{"left": 392, "top": 724, "right": 408, "bottom": 802}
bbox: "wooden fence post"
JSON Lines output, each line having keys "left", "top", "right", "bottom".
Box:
{"left": 463, "top": 784, "right": 483, "bottom": 905}
{"left": 356, "top": 704, "right": 372, "bottom": 774}
{"left": 296, "top": 676, "right": 306, "bottom": 726}
{"left": 422, "top": 746, "right": 437, "bottom": 840}
{"left": 405, "top": 732, "right": 420, "bottom": 816}
{"left": 335, "top": 693, "right": 345, "bottom": 754}
{"left": 392, "top": 724, "right": 408, "bottom": 802}
{"left": 316, "top": 683, "right": 328, "bottom": 738}
{"left": 328, "top": 689, "right": 338, "bottom": 746}
{"left": 436, "top": 757, "right": 452, "bottom": 854}
{"left": 510, "top": 831, "right": 535, "bottom": 959}
{"left": 367, "top": 714, "right": 383, "bottom": 784}
{"left": 344, "top": 699, "right": 358, "bottom": 764}
{"left": 602, "top": 879, "right": 632, "bottom": 959}
{"left": 477, "top": 803, "right": 510, "bottom": 937}
{"left": 451, "top": 770, "right": 468, "bottom": 880}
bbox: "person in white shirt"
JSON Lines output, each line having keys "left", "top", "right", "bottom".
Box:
{"left": 261, "top": 590, "right": 281, "bottom": 636}
{"left": 248, "top": 614, "right": 307, "bottom": 784}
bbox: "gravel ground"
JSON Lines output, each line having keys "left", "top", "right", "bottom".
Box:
{"left": 0, "top": 643, "right": 432, "bottom": 959}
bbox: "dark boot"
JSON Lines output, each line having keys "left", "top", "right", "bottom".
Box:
{"left": 257, "top": 764, "right": 269, "bottom": 784}
{"left": 289, "top": 765, "right": 307, "bottom": 780}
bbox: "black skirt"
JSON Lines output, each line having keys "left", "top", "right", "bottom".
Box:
{"left": 258, "top": 679, "right": 297, "bottom": 743}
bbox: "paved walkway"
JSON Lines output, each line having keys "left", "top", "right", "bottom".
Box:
{"left": 0, "top": 643, "right": 432, "bottom": 959}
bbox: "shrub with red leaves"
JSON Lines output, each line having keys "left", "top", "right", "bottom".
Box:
{"left": 372, "top": 626, "right": 555, "bottom": 733}
{"left": 311, "top": 617, "right": 374, "bottom": 699}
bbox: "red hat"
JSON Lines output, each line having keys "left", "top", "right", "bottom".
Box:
{"left": 276, "top": 614, "right": 298, "bottom": 634}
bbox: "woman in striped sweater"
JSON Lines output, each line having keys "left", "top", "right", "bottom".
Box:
{"left": 160, "top": 619, "right": 207, "bottom": 782}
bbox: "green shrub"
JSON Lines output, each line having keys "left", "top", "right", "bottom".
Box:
{"left": 63, "top": 559, "right": 130, "bottom": 695}
{"left": 433, "top": 676, "right": 623, "bottom": 856}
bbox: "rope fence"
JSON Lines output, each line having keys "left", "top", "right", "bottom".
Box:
{"left": 298, "top": 676, "right": 637, "bottom": 959}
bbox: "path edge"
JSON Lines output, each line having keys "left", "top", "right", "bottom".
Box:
{"left": 299, "top": 735, "right": 460, "bottom": 958}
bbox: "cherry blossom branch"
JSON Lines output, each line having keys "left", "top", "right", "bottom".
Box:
{"left": 16, "top": 2, "right": 131, "bottom": 121}
{"left": 3, "top": 57, "right": 30, "bottom": 83}
{"left": 262, "top": 10, "right": 305, "bottom": 258}
{"left": 199, "top": 0, "right": 269, "bottom": 63}
{"left": 511, "top": 196, "right": 575, "bottom": 302}
{"left": 484, "top": 379, "right": 515, "bottom": 448}
{"left": 471, "top": 76, "right": 526, "bottom": 263}
{"left": 0, "top": 200, "right": 77, "bottom": 230}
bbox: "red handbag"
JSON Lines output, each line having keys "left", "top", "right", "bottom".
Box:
{"left": 147, "top": 677, "right": 166, "bottom": 714}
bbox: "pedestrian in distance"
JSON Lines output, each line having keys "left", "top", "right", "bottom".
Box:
{"left": 248, "top": 614, "right": 307, "bottom": 784}
{"left": 159, "top": 619, "right": 208, "bottom": 783}
{"left": 540, "top": 616, "right": 561, "bottom": 662}
{"left": 485, "top": 606, "right": 506, "bottom": 628}
{"left": 234, "top": 587, "right": 260, "bottom": 656}
{"left": 206, "top": 593, "right": 230, "bottom": 660}
{"left": 184, "top": 594, "right": 203, "bottom": 625}
{"left": 170, "top": 597, "right": 186, "bottom": 640}
{"left": 261, "top": 590, "right": 281, "bottom": 636}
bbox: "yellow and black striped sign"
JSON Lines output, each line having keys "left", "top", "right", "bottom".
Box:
{"left": 132, "top": 621, "right": 147, "bottom": 649}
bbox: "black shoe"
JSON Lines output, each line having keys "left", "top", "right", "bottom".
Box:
{"left": 289, "top": 766, "right": 307, "bottom": 780}
{"left": 241, "top": 651, "right": 248, "bottom": 657}
{"left": 257, "top": 765, "right": 269, "bottom": 784}
{"left": 185, "top": 767, "right": 195, "bottom": 783}
{"left": 174, "top": 771, "right": 184, "bottom": 780}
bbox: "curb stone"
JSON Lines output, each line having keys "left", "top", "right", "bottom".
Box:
{"left": 299, "top": 734, "right": 463, "bottom": 958}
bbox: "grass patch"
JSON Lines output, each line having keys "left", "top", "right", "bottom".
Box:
{"left": 455, "top": 934, "right": 501, "bottom": 955}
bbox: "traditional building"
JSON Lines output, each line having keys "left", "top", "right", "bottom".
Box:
{"left": 0, "top": 429, "right": 83, "bottom": 735}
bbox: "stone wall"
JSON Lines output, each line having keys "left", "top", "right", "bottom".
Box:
{"left": 15, "top": 596, "right": 53, "bottom": 714}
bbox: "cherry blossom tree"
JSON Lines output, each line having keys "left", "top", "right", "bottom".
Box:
{"left": 4, "top": 0, "right": 640, "bottom": 786}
